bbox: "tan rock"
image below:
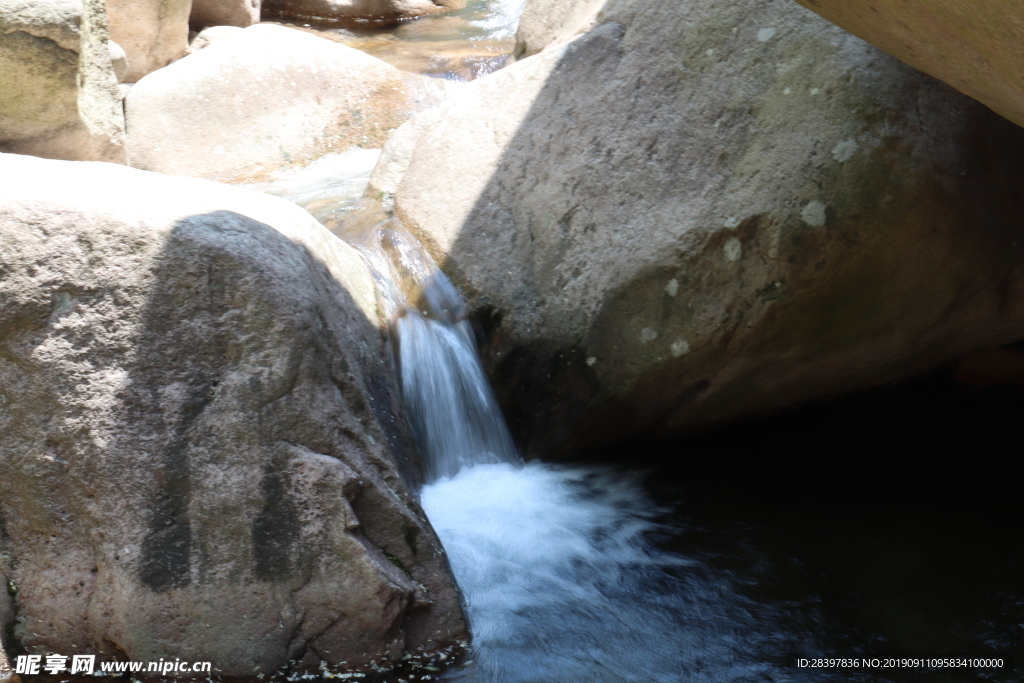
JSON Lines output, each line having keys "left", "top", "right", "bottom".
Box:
{"left": 794, "top": 0, "right": 1024, "bottom": 128}
{"left": 381, "top": 0, "right": 1024, "bottom": 456}
{"left": 0, "top": 152, "right": 466, "bottom": 676}
{"left": 514, "top": 0, "right": 604, "bottom": 58}
{"left": 107, "top": 38, "right": 127, "bottom": 81}
{"left": 190, "top": 0, "right": 260, "bottom": 30}
{"left": 263, "top": 0, "right": 466, "bottom": 27}
{"left": 187, "top": 24, "right": 243, "bottom": 52}
{"left": 125, "top": 23, "right": 446, "bottom": 183}
{"left": 0, "top": 0, "right": 125, "bottom": 162}
{"left": 106, "top": 0, "right": 190, "bottom": 82}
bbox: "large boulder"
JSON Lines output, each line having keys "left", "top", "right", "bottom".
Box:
{"left": 0, "top": 152, "right": 466, "bottom": 676}
{"left": 106, "top": 0, "right": 190, "bottom": 82}
{"left": 793, "top": 0, "right": 1024, "bottom": 129}
{"left": 377, "top": 0, "right": 1024, "bottom": 457}
{"left": 0, "top": 0, "right": 126, "bottom": 162}
{"left": 263, "top": 0, "right": 466, "bottom": 27}
{"left": 125, "top": 23, "right": 447, "bottom": 183}
{"left": 190, "top": 0, "right": 260, "bottom": 30}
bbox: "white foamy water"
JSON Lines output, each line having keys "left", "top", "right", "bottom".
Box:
{"left": 421, "top": 463, "right": 787, "bottom": 683}
{"left": 253, "top": 108, "right": 799, "bottom": 683}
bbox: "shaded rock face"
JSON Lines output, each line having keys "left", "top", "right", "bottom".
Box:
{"left": 793, "top": 0, "right": 1024, "bottom": 129}
{"left": 0, "top": 0, "right": 126, "bottom": 162}
{"left": 190, "top": 0, "right": 261, "bottom": 30}
{"left": 106, "top": 0, "right": 190, "bottom": 82}
{"left": 263, "top": 0, "right": 466, "bottom": 27}
{"left": 381, "top": 0, "right": 1024, "bottom": 457}
{"left": 125, "top": 23, "right": 447, "bottom": 183}
{"left": 0, "top": 153, "right": 466, "bottom": 676}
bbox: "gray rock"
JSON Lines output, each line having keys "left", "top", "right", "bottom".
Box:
{"left": 381, "top": 0, "right": 1024, "bottom": 456}
{"left": 0, "top": 152, "right": 466, "bottom": 676}
{"left": 0, "top": 0, "right": 126, "bottom": 162}
{"left": 126, "top": 23, "right": 448, "bottom": 183}
{"left": 190, "top": 0, "right": 261, "bottom": 30}
{"left": 106, "top": 0, "right": 190, "bottom": 82}
{"left": 263, "top": 0, "right": 466, "bottom": 27}
{"left": 794, "top": 0, "right": 1024, "bottom": 128}
{"left": 0, "top": 563, "right": 10, "bottom": 682}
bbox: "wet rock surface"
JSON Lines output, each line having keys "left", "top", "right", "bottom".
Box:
{"left": 0, "top": 152, "right": 467, "bottom": 677}
{"left": 263, "top": 0, "right": 467, "bottom": 28}
{"left": 125, "top": 23, "right": 447, "bottom": 183}
{"left": 381, "top": 0, "right": 1024, "bottom": 457}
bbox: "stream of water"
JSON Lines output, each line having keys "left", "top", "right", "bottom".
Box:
{"left": 258, "top": 144, "right": 1024, "bottom": 683}
{"left": 254, "top": 5, "right": 1024, "bottom": 680}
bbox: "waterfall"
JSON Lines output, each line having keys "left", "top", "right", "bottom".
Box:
{"left": 397, "top": 312, "right": 520, "bottom": 481}
{"left": 365, "top": 226, "right": 521, "bottom": 482}
{"left": 257, "top": 151, "right": 802, "bottom": 683}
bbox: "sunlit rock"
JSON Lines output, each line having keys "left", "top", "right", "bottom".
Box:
{"left": 514, "top": 0, "right": 603, "bottom": 58}
{"left": 186, "top": 24, "right": 244, "bottom": 53}
{"left": 0, "top": 0, "right": 125, "bottom": 162}
{"left": 378, "top": 0, "right": 1024, "bottom": 456}
{"left": 263, "top": 0, "right": 467, "bottom": 27}
{"left": 125, "top": 23, "right": 447, "bottom": 183}
{"left": 793, "top": 0, "right": 1024, "bottom": 129}
{"left": 106, "top": 0, "right": 190, "bottom": 82}
{"left": 0, "top": 152, "right": 467, "bottom": 677}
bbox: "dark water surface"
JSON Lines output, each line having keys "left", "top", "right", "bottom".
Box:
{"left": 403, "top": 370, "right": 1024, "bottom": 683}
{"left": 571, "top": 372, "right": 1024, "bottom": 682}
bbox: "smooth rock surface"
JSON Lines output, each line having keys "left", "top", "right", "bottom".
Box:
{"left": 514, "top": 0, "right": 603, "bottom": 58}
{"left": 106, "top": 0, "right": 190, "bottom": 82}
{"left": 0, "top": 0, "right": 126, "bottom": 162}
{"left": 190, "top": 0, "right": 261, "bottom": 30}
{"left": 126, "top": 23, "right": 447, "bottom": 183}
{"left": 107, "top": 38, "right": 127, "bottom": 81}
{"left": 0, "top": 152, "right": 466, "bottom": 676}
{"left": 187, "top": 24, "right": 243, "bottom": 52}
{"left": 794, "top": 0, "right": 1024, "bottom": 129}
{"left": 382, "top": 0, "right": 1024, "bottom": 457}
{"left": 263, "top": 0, "right": 466, "bottom": 27}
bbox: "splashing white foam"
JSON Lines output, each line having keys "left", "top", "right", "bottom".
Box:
{"left": 421, "top": 462, "right": 785, "bottom": 683}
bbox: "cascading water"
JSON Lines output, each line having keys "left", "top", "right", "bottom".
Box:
{"left": 251, "top": 5, "right": 1024, "bottom": 679}
{"left": 256, "top": 156, "right": 819, "bottom": 683}
{"left": 361, "top": 227, "right": 521, "bottom": 482}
